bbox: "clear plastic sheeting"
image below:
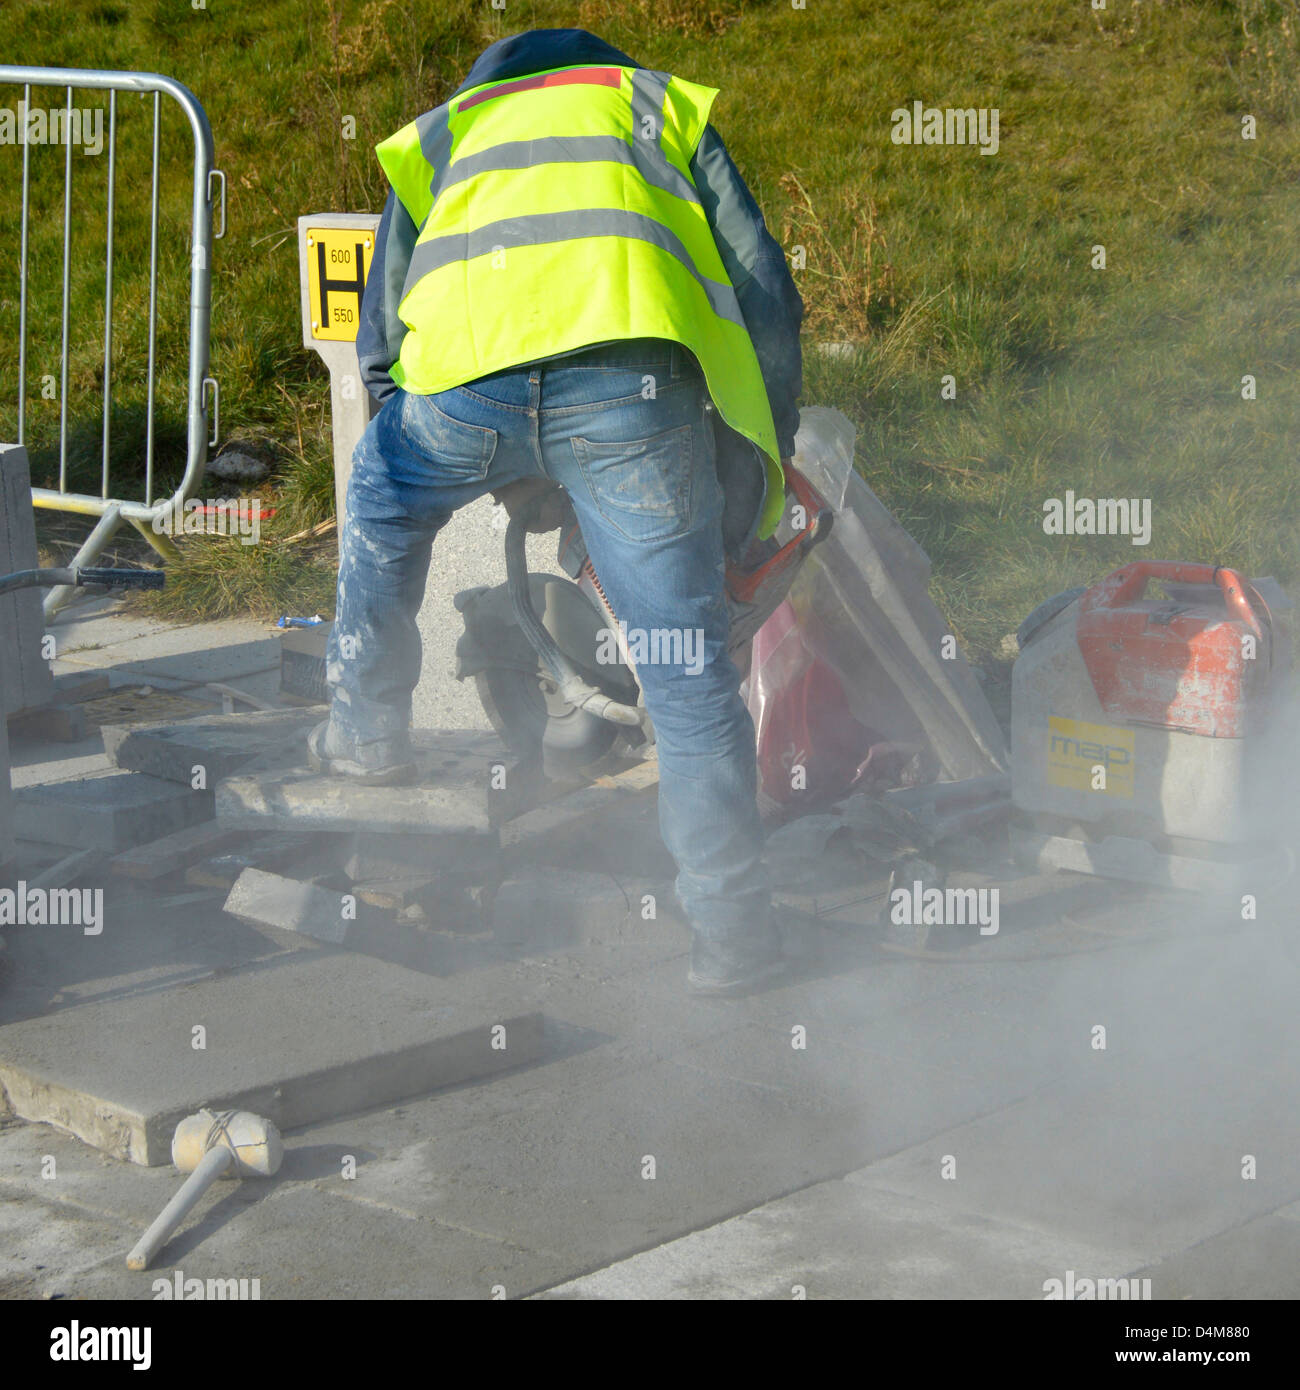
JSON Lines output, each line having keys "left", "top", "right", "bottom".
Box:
{"left": 745, "top": 408, "right": 1008, "bottom": 825}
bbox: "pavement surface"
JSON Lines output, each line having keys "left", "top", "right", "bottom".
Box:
{"left": 1, "top": 594, "right": 1298, "bottom": 1300}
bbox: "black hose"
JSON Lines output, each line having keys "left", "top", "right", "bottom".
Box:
{"left": 0, "top": 566, "right": 164, "bottom": 597}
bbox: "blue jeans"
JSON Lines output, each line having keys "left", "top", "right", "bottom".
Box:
{"left": 327, "top": 339, "right": 772, "bottom": 945}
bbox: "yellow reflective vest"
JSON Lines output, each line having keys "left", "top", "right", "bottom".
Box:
{"left": 375, "top": 62, "right": 785, "bottom": 537}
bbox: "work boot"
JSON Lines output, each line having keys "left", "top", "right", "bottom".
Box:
{"left": 307, "top": 719, "right": 418, "bottom": 786}
{"left": 687, "top": 931, "right": 787, "bottom": 997}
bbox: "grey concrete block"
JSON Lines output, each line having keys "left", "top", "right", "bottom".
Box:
{"left": 0, "top": 952, "right": 547, "bottom": 1164}
{"left": 216, "top": 752, "right": 501, "bottom": 835}
{"left": 0, "top": 444, "right": 54, "bottom": 718}
{"left": 14, "top": 769, "right": 214, "bottom": 852}
{"left": 102, "top": 708, "right": 323, "bottom": 785}
{"left": 223, "top": 867, "right": 357, "bottom": 944}
{"left": 216, "top": 772, "right": 494, "bottom": 836}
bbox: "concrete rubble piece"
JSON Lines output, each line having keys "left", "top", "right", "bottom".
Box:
{"left": 102, "top": 707, "right": 325, "bottom": 784}
{"left": 216, "top": 730, "right": 520, "bottom": 835}
{"left": 14, "top": 769, "right": 215, "bottom": 852}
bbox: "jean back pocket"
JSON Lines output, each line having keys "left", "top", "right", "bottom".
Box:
{"left": 400, "top": 394, "right": 498, "bottom": 482}
{"left": 571, "top": 421, "right": 696, "bottom": 543}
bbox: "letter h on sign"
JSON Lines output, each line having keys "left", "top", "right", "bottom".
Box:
{"left": 317, "top": 240, "right": 367, "bottom": 330}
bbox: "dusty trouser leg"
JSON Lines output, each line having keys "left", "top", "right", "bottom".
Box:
{"left": 325, "top": 386, "right": 527, "bottom": 758}
{"left": 326, "top": 398, "right": 443, "bottom": 756}
{"left": 539, "top": 368, "right": 774, "bottom": 952}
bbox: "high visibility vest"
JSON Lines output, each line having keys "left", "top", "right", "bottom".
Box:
{"left": 375, "top": 63, "right": 786, "bottom": 537}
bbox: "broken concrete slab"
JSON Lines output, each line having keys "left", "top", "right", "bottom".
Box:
{"left": 215, "top": 728, "right": 519, "bottom": 841}
{"left": 217, "top": 756, "right": 502, "bottom": 836}
{"left": 223, "top": 866, "right": 498, "bottom": 971}
{"left": 111, "top": 822, "right": 246, "bottom": 881}
{"left": 0, "top": 953, "right": 546, "bottom": 1165}
{"left": 102, "top": 707, "right": 324, "bottom": 785}
{"left": 14, "top": 769, "right": 214, "bottom": 852}
{"left": 184, "top": 832, "right": 319, "bottom": 890}
{"left": 223, "top": 866, "right": 358, "bottom": 944}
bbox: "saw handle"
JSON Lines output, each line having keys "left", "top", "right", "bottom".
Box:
{"left": 727, "top": 463, "right": 833, "bottom": 605}
{"left": 1084, "top": 561, "right": 1264, "bottom": 640}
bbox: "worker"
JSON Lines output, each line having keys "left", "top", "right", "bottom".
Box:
{"left": 309, "top": 28, "right": 804, "bottom": 996}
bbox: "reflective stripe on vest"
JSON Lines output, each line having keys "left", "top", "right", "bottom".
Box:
{"left": 376, "top": 64, "right": 786, "bottom": 537}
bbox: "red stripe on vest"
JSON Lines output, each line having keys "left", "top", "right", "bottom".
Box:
{"left": 456, "top": 67, "right": 623, "bottom": 113}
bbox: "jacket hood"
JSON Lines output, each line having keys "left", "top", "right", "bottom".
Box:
{"left": 453, "top": 28, "right": 641, "bottom": 98}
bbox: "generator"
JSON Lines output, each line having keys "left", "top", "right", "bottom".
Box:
{"left": 1010, "top": 561, "right": 1294, "bottom": 894}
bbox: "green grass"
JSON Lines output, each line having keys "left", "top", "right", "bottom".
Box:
{"left": 2, "top": 0, "right": 1298, "bottom": 653}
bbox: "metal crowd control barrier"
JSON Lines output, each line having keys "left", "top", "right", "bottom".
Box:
{"left": 0, "top": 66, "right": 224, "bottom": 615}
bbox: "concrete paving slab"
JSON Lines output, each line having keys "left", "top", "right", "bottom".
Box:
{"left": 841, "top": 1040, "right": 1300, "bottom": 1266}
{"left": 0, "top": 1181, "right": 135, "bottom": 1298}
{"left": 13, "top": 768, "right": 214, "bottom": 851}
{"left": 0, "top": 1114, "right": 182, "bottom": 1230}
{"left": 338, "top": 1055, "right": 873, "bottom": 1272}
{"left": 51, "top": 1181, "right": 564, "bottom": 1301}
{"left": 0, "top": 881, "right": 301, "bottom": 1024}
{"left": 669, "top": 1022, "right": 1018, "bottom": 1132}
{"left": 7, "top": 743, "right": 113, "bottom": 789}
{"left": 534, "top": 1177, "right": 1148, "bottom": 1299}
{"left": 1131, "top": 1205, "right": 1300, "bottom": 1299}
{"left": 0, "top": 953, "right": 547, "bottom": 1165}
{"left": 102, "top": 707, "right": 324, "bottom": 784}
{"left": 49, "top": 611, "right": 281, "bottom": 686}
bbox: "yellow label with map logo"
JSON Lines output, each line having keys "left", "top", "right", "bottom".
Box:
{"left": 1047, "top": 716, "right": 1134, "bottom": 797}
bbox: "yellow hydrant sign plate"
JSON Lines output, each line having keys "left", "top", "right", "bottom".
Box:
{"left": 304, "top": 226, "right": 373, "bottom": 342}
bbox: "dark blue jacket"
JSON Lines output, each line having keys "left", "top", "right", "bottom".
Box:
{"left": 356, "top": 28, "right": 804, "bottom": 457}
